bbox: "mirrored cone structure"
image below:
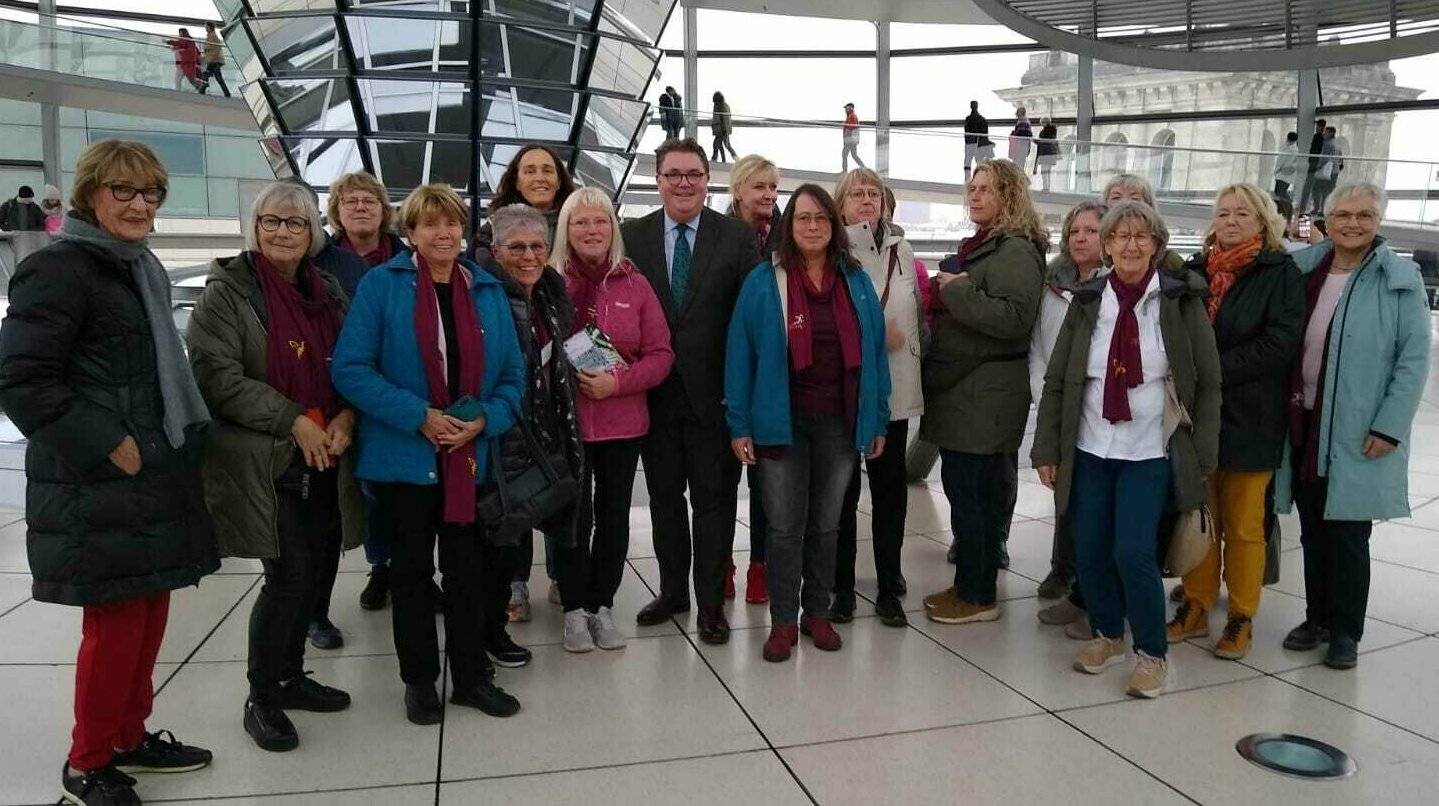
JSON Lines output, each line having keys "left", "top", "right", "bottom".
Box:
{"left": 217, "top": 0, "right": 677, "bottom": 227}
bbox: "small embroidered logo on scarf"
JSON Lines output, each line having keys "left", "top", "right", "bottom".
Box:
{"left": 288, "top": 339, "right": 306, "bottom": 359}
{"left": 789, "top": 313, "right": 806, "bottom": 332}
{"left": 467, "top": 457, "right": 478, "bottom": 478}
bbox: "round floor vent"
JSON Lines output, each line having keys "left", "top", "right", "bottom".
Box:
{"left": 1236, "top": 733, "right": 1356, "bottom": 780}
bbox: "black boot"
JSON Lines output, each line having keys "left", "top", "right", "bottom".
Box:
{"left": 277, "top": 674, "right": 351, "bottom": 712}
{"left": 359, "top": 564, "right": 389, "bottom": 610}
{"left": 244, "top": 697, "right": 299, "bottom": 752}
{"left": 828, "top": 590, "right": 856, "bottom": 623}
{"left": 451, "top": 677, "right": 521, "bottom": 717}
{"left": 405, "top": 684, "right": 443, "bottom": 725}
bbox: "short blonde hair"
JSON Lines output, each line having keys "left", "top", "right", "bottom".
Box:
{"left": 1205, "top": 183, "right": 1286, "bottom": 252}
{"left": 1100, "top": 200, "right": 1170, "bottom": 257}
{"left": 834, "top": 167, "right": 886, "bottom": 222}
{"left": 70, "top": 140, "right": 168, "bottom": 217}
{"left": 327, "top": 171, "right": 392, "bottom": 237}
{"left": 245, "top": 180, "right": 325, "bottom": 258}
{"left": 972, "top": 158, "right": 1049, "bottom": 250}
{"left": 728, "top": 154, "right": 779, "bottom": 198}
{"left": 550, "top": 187, "right": 624, "bottom": 270}
{"left": 398, "top": 183, "right": 468, "bottom": 233}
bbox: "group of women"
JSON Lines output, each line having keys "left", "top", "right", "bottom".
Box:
{"left": 0, "top": 135, "right": 1426, "bottom": 805}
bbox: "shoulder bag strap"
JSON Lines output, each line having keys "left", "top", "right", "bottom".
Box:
{"left": 879, "top": 243, "right": 901, "bottom": 309}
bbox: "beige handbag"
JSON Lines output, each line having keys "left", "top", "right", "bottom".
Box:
{"left": 1162, "top": 372, "right": 1212, "bottom": 576}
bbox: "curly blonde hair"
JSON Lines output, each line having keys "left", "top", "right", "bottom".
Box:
{"left": 971, "top": 159, "right": 1049, "bottom": 251}
{"left": 1203, "top": 183, "right": 1286, "bottom": 252}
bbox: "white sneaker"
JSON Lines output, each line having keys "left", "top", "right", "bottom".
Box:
{"left": 588, "top": 606, "right": 627, "bottom": 650}
{"left": 563, "top": 610, "right": 594, "bottom": 653}
{"left": 547, "top": 579, "right": 561, "bottom": 606}
{"left": 1127, "top": 651, "right": 1168, "bottom": 699}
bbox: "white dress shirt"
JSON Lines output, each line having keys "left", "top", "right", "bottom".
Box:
{"left": 1076, "top": 271, "right": 1171, "bottom": 462}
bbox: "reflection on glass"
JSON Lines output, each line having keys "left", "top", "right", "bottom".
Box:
{"left": 266, "top": 78, "right": 359, "bottom": 133}
{"left": 374, "top": 139, "right": 426, "bottom": 190}
{"left": 490, "top": 0, "right": 597, "bottom": 29}
{"left": 248, "top": 14, "right": 341, "bottom": 73}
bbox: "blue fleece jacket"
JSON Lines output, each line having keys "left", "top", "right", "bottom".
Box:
{"left": 725, "top": 259, "right": 891, "bottom": 451}
{"left": 331, "top": 252, "right": 524, "bottom": 485}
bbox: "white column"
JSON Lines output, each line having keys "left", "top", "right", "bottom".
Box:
{"left": 875, "top": 21, "right": 890, "bottom": 176}
{"left": 683, "top": 3, "right": 699, "bottom": 141}
{"left": 39, "top": 0, "right": 60, "bottom": 189}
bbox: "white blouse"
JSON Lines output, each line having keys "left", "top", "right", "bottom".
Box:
{"left": 1076, "top": 272, "right": 1171, "bottom": 462}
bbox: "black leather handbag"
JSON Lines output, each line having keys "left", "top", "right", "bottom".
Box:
{"left": 475, "top": 419, "right": 579, "bottom": 539}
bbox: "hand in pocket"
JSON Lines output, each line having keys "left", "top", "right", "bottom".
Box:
{"left": 108, "top": 435, "right": 142, "bottom": 476}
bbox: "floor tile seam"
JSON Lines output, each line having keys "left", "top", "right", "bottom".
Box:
{"left": 1366, "top": 553, "right": 1439, "bottom": 579}
{"left": 1222, "top": 632, "right": 1435, "bottom": 676}
{"left": 1260, "top": 585, "right": 1435, "bottom": 634}
{"left": 1046, "top": 711, "right": 1205, "bottom": 805}
{"left": 180, "top": 629, "right": 687, "bottom": 665}
{"left": 1047, "top": 670, "right": 1269, "bottom": 717}
{"left": 154, "top": 575, "right": 261, "bottom": 697}
{"left": 897, "top": 606, "right": 1063, "bottom": 719}
{"left": 144, "top": 780, "right": 440, "bottom": 803}
{"left": 768, "top": 710, "right": 1062, "bottom": 752}
{"left": 433, "top": 747, "right": 778, "bottom": 787}
{"left": 622, "top": 556, "right": 821, "bottom": 806}
{"left": 0, "top": 595, "right": 31, "bottom": 620}
{"left": 433, "top": 656, "right": 450, "bottom": 805}
{"left": 0, "top": 569, "right": 32, "bottom": 575}
{"left": 1257, "top": 660, "right": 1439, "bottom": 748}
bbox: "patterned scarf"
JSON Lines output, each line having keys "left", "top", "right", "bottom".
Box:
{"left": 1102, "top": 267, "right": 1156, "bottom": 423}
{"left": 252, "top": 252, "right": 342, "bottom": 423}
{"left": 1204, "top": 236, "right": 1263, "bottom": 322}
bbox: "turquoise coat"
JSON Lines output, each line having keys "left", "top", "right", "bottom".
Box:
{"left": 1274, "top": 240, "right": 1431, "bottom": 521}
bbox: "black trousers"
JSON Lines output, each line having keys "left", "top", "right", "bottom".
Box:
{"left": 201, "top": 63, "right": 230, "bottom": 97}
{"left": 940, "top": 450, "right": 1011, "bottom": 605}
{"left": 1273, "top": 179, "right": 1292, "bottom": 200}
{"left": 248, "top": 465, "right": 341, "bottom": 701}
{"left": 556, "top": 438, "right": 643, "bottom": 612}
{"left": 1294, "top": 477, "right": 1372, "bottom": 641}
{"left": 641, "top": 405, "right": 741, "bottom": 608}
{"left": 747, "top": 464, "right": 767, "bottom": 563}
{"left": 835, "top": 418, "right": 908, "bottom": 599}
{"left": 377, "top": 483, "right": 506, "bottom": 692}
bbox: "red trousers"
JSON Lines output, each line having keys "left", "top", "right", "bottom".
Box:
{"left": 69, "top": 591, "right": 170, "bottom": 771}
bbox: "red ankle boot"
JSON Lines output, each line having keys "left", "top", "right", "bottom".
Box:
{"left": 763, "top": 624, "right": 799, "bottom": 662}
{"left": 723, "top": 561, "right": 736, "bottom": 599}
{"left": 745, "top": 562, "right": 769, "bottom": 604}
{"left": 800, "top": 615, "right": 843, "bottom": 651}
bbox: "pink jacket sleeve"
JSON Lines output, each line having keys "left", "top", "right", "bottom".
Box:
{"left": 915, "top": 258, "right": 937, "bottom": 330}
{"left": 611, "top": 274, "right": 675, "bottom": 396}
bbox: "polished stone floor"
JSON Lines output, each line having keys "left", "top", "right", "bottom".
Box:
{"left": 5, "top": 362, "right": 1439, "bottom": 804}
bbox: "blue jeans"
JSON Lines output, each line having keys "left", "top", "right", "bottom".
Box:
{"left": 361, "top": 480, "right": 393, "bottom": 567}
{"left": 1068, "top": 450, "right": 1171, "bottom": 657}
{"left": 758, "top": 412, "right": 857, "bottom": 626}
{"left": 939, "top": 450, "right": 1011, "bottom": 605}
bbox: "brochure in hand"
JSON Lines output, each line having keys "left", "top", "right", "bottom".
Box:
{"left": 563, "top": 324, "right": 624, "bottom": 373}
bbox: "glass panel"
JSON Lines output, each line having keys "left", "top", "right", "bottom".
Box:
{"left": 248, "top": 15, "right": 342, "bottom": 74}
{"left": 250, "top": 0, "right": 337, "bottom": 12}
{"left": 890, "top": 22, "right": 1036, "bottom": 48}
{"left": 163, "top": 176, "right": 210, "bottom": 216}
{"left": 497, "top": 25, "right": 587, "bottom": 85}
{"left": 1091, "top": 59, "right": 1298, "bottom": 114}
{"left": 893, "top": 51, "right": 1054, "bottom": 121}
{"left": 579, "top": 95, "right": 648, "bottom": 151}
{"left": 373, "top": 139, "right": 426, "bottom": 189}
{"left": 267, "top": 78, "right": 358, "bottom": 132}
{"left": 88, "top": 128, "right": 206, "bottom": 174}
{"left": 290, "top": 137, "right": 365, "bottom": 186}
{"left": 694, "top": 9, "right": 874, "bottom": 50}
{"left": 587, "top": 32, "right": 659, "bottom": 99}
{"left": 1321, "top": 109, "right": 1439, "bottom": 223}
{"left": 1087, "top": 116, "right": 1295, "bottom": 198}
{"left": 0, "top": 125, "right": 44, "bottom": 162}
{"left": 697, "top": 57, "right": 874, "bottom": 123}
{"left": 481, "top": 85, "right": 580, "bottom": 141}
{"left": 572, "top": 149, "right": 628, "bottom": 195}
{"left": 429, "top": 140, "right": 473, "bottom": 189}
{"left": 1319, "top": 55, "right": 1434, "bottom": 107}
{"left": 346, "top": 15, "right": 471, "bottom": 72}
{"left": 491, "top": 0, "right": 597, "bottom": 29}
{"left": 206, "top": 135, "right": 272, "bottom": 178}
{"left": 357, "top": 80, "right": 469, "bottom": 133}
{"left": 207, "top": 177, "right": 240, "bottom": 219}
{"left": 0, "top": 99, "right": 41, "bottom": 126}
{"left": 602, "top": 0, "right": 671, "bottom": 44}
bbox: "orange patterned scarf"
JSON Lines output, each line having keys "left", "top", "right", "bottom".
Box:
{"left": 1204, "top": 236, "right": 1263, "bottom": 322}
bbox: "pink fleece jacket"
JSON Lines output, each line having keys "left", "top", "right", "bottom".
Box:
{"left": 566, "top": 259, "right": 675, "bottom": 442}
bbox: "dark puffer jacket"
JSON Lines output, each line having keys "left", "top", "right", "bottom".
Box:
{"left": 486, "top": 264, "right": 585, "bottom": 545}
{"left": 0, "top": 239, "right": 219, "bottom": 606}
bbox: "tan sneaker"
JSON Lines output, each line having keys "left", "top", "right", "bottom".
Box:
{"left": 1165, "top": 599, "right": 1209, "bottom": 643}
{"left": 1213, "top": 615, "right": 1253, "bottom": 660}
{"left": 1073, "top": 636, "right": 1129, "bottom": 674}
{"left": 1126, "top": 652, "right": 1168, "bottom": 699}
{"left": 923, "top": 586, "right": 958, "bottom": 611}
{"left": 926, "top": 597, "right": 999, "bottom": 624}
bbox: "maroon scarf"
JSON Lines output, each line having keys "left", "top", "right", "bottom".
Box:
{"left": 414, "top": 254, "right": 486, "bottom": 524}
{"left": 566, "top": 256, "right": 616, "bottom": 334}
{"left": 253, "top": 252, "right": 342, "bottom": 424}
{"left": 338, "top": 232, "right": 394, "bottom": 268}
{"left": 1101, "top": 267, "right": 1155, "bottom": 423}
{"left": 786, "top": 262, "right": 861, "bottom": 373}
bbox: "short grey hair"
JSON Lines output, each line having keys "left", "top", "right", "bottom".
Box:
{"left": 1324, "top": 182, "right": 1386, "bottom": 219}
{"left": 1100, "top": 200, "right": 1170, "bottom": 256}
{"left": 245, "top": 180, "right": 325, "bottom": 258}
{"left": 1102, "top": 173, "right": 1156, "bottom": 209}
{"left": 488, "top": 203, "right": 549, "bottom": 247}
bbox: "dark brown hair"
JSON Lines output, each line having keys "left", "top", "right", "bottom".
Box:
{"left": 655, "top": 137, "right": 709, "bottom": 175}
{"left": 489, "top": 143, "right": 575, "bottom": 211}
{"left": 778, "top": 183, "right": 852, "bottom": 272}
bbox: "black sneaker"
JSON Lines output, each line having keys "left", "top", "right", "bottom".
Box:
{"left": 1282, "top": 620, "right": 1331, "bottom": 651}
{"left": 1323, "top": 634, "right": 1359, "bottom": 670}
{"left": 997, "top": 540, "right": 1010, "bottom": 570}
{"left": 947, "top": 541, "right": 958, "bottom": 564}
{"left": 308, "top": 618, "right": 343, "bottom": 650}
{"left": 405, "top": 684, "right": 443, "bottom": 725}
{"left": 61, "top": 763, "right": 139, "bottom": 805}
{"left": 875, "top": 593, "right": 908, "bottom": 627}
{"left": 894, "top": 573, "right": 908, "bottom": 597}
{"left": 277, "top": 673, "right": 351, "bottom": 712}
{"left": 485, "top": 632, "right": 532, "bottom": 668}
{"left": 111, "top": 729, "right": 213, "bottom": 774}
{"left": 451, "top": 677, "right": 521, "bottom": 718}
{"left": 243, "top": 698, "right": 299, "bottom": 752}
{"left": 359, "top": 565, "right": 389, "bottom": 610}
{"left": 828, "top": 590, "right": 856, "bottom": 623}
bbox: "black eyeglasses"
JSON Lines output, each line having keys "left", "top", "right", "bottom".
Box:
{"left": 258, "top": 214, "right": 311, "bottom": 234}
{"left": 105, "top": 182, "right": 166, "bottom": 204}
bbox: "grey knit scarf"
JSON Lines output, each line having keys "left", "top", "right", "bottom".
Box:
{"left": 57, "top": 213, "right": 210, "bottom": 448}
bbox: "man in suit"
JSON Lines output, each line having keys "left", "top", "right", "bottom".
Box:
{"left": 621, "top": 138, "right": 760, "bottom": 644}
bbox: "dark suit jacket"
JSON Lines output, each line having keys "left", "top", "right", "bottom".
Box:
{"left": 621, "top": 206, "right": 759, "bottom": 426}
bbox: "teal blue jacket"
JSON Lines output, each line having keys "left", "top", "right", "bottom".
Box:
{"left": 1274, "top": 239, "right": 1431, "bottom": 520}
{"left": 725, "top": 259, "right": 891, "bottom": 451}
